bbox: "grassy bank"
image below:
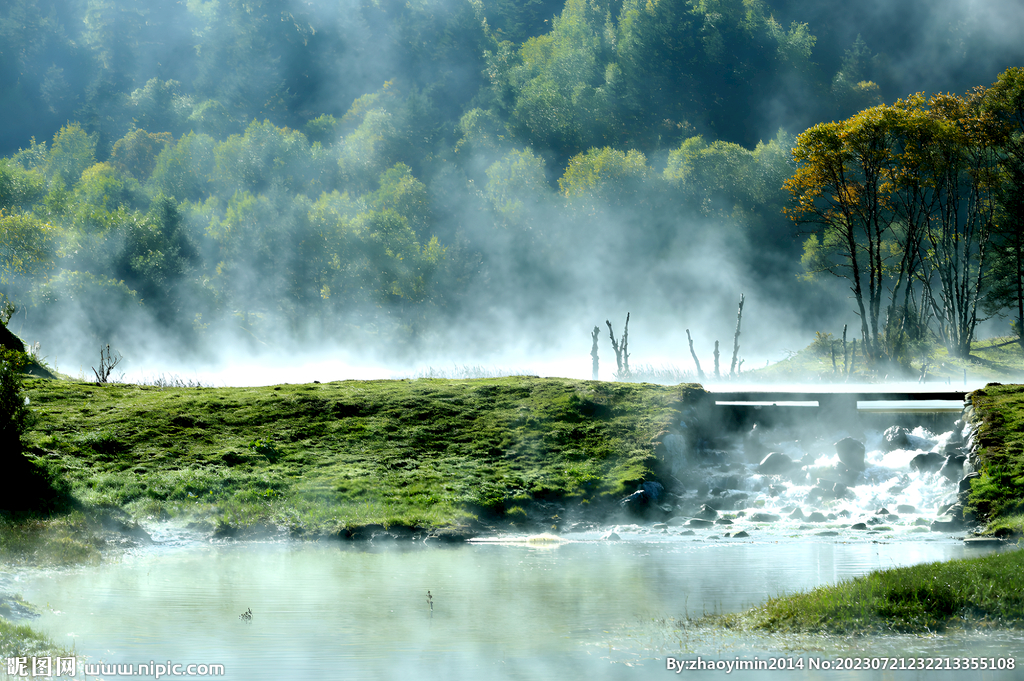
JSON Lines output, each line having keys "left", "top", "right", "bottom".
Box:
{"left": 965, "top": 383, "right": 1024, "bottom": 536}
{"left": 708, "top": 547, "right": 1024, "bottom": 635}
{"left": 10, "top": 376, "right": 700, "bottom": 546}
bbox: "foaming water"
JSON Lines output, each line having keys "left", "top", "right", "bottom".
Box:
{"left": 7, "top": 535, "right": 1020, "bottom": 680}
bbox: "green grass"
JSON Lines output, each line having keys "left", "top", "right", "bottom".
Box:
{"left": 14, "top": 376, "right": 702, "bottom": 543}
{"left": 965, "top": 383, "right": 1024, "bottom": 524}
{"left": 710, "top": 547, "right": 1024, "bottom": 635}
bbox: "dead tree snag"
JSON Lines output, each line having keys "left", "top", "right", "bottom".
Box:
{"left": 686, "top": 329, "right": 706, "bottom": 382}
{"left": 606, "top": 314, "right": 630, "bottom": 379}
{"left": 730, "top": 294, "right": 744, "bottom": 377}
{"left": 590, "top": 326, "right": 600, "bottom": 380}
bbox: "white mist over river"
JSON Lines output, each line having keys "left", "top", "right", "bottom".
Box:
{"left": 6, "top": 534, "right": 1021, "bottom": 681}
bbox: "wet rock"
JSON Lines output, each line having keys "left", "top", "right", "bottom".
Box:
{"left": 709, "top": 492, "right": 748, "bottom": 511}
{"left": 881, "top": 426, "right": 912, "bottom": 452}
{"left": 619, "top": 481, "right": 665, "bottom": 515}
{"left": 930, "top": 516, "right": 963, "bottom": 532}
{"left": 867, "top": 516, "right": 884, "bottom": 525}
{"left": 749, "top": 513, "right": 780, "bottom": 523}
{"left": 806, "top": 512, "right": 827, "bottom": 522}
{"left": 939, "top": 455, "right": 966, "bottom": 482}
{"left": 835, "top": 437, "right": 866, "bottom": 471}
{"left": 941, "top": 441, "right": 964, "bottom": 456}
{"left": 807, "top": 479, "right": 850, "bottom": 502}
{"left": 678, "top": 530, "right": 696, "bottom": 536}
{"left": 958, "top": 472, "right": 981, "bottom": 495}
{"left": 715, "top": 518, "right": 733, "bottom": 525}
{"left": 896, "top": 504, "right": 917, "bottom": 514}
{"left": 946, "top": 503, "right": 976, "bottom": 523}
{"left": 910, "top": 452, "right": 945, "bottom": 474}
{"left": 667, "top": 517, "right": 688, "bottom": 527}
{"left": 697, "top": 504, "right": 718, "bottom": 520}
{"left": 850, "top": 522, "right": 868, "bottom": 530}
{"left": 816, "top": 530, "right": 839, "bottom": 536}
{"left": 601, "top": 531, "right": 621, "bottom": 541}
{"left": 688, "top": 519, "right": 715, "bottom": 528}
{"left": 914, "top": 518, "right": 930, "bottom": 526}
{"left": 730, "top": 531, "right": 750, "bottom": 538}
{"left": 875, "top": 507, "right": 890, "bottom": 515}
{"left": 964, "top": 536, "right": 1003, "bottom": 547}
{"left": 653, "top": 523, "right": 669, "bottom": 529}
{"left": 758, "top": 452, "right": 796, "bottom": 475}
{"left": 789, "top": 508, "right": 805, "bottom": 520}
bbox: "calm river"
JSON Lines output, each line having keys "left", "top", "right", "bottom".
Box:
{"left": 7, "top": 530, "right": 1022, "bottom": 680}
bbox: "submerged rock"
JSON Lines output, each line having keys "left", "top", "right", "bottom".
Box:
{"left": 601, "top": 531, "right": 621, "bottom": 541}
{"left": 749, "top": 512, "right": 780, "bottom": 523}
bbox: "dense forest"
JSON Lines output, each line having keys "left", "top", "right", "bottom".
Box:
{"left": 2, "top": 0, "right": 1024, "bottom": 373}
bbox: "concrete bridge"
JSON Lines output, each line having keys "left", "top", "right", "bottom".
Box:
{"left": 706, "top": 390, "right": 969, "bottom": 431}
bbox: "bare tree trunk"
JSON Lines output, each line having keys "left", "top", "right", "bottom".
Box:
{"left": 841, "top": 324, "right": 848, "bottom": 374}
{"left": 713, "top": 340, "right": 720, "bottom": 380}
{"left": 831, "top": 343, "right": 836, "bottom": 375}
{"left": 686, "top": 329, "right": 706, "bottom": 382}
{"left": 849, "top": 338, "right": 857, "bottom": 377}
{"left": 729, "top": 294, "right": 744, "bottom": 376}
{"left": 606, "top": 313, "right": 630, "bottom": 379}
{"left": 590, "top": 326, "right": 600, "bottom": 380}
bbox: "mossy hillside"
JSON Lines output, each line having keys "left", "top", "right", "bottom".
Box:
{"left": 711, "top": 548, "right": 1024, "bottom": 635}
{"left": 965, "top": 384, "right": 1024, "bottom": 528}
{"left": 21, "top": 377, "right": 702, "bottom": 534}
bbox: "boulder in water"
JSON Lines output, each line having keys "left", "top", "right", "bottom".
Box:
{"left": 601, "top": 531, "right": 621, "bottom": 541}
{"left": 619, "top": 481, "right": 665, "bottom": 515}
{"left": 881, "top": 426, "right": 912, "bottom": 452}
{"left": 939, "top": 455, "right": 966, "bottom": 482}
{"left": 749, "top": 512, "right": 780, "bottom": 522}
{"left": 835, "top": 437, "right": 866, "bottom": 471}
{"left": 757, "top": 452, "right": 796, "bottom": 475}
{"left": 806, "top": 512, "right": 827, "bottom": 522}
{"left": 958, "top": 472, "right": 981, "bottom": 495}
{"left": 688, "top": 518, "right": 714, "bottom": 528}
{"left": 697, "top": 503, "right": 718, "bottom": 520}
{"left": 910, "top": 452, "right": 945, "bottom": 474}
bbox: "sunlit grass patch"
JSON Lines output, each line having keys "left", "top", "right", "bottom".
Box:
{"left": 19, "top": 376, "right": 699, "bottom": 541}
{"left": 709, "top": 548, "right": 1024, "bottom": 634}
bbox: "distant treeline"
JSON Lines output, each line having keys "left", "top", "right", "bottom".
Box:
{"left": 1, "top": 0, "right": 1023, "bottom": 363}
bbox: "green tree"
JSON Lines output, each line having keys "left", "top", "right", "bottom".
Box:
{"left": 149, "top": 132, "right": 217, "bottom": 203}
{"left": 0, "top": 210, "right": 59, "bottom": 285}
{"left": 109, "top": 129, "right": 175, "bottom": 181}
{"left": 47, "top": 123, "right": 97, "bottom": 186}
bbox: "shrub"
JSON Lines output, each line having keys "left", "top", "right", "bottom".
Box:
{"left": 0, "top": 355, "right": 30, "bottom": 458}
